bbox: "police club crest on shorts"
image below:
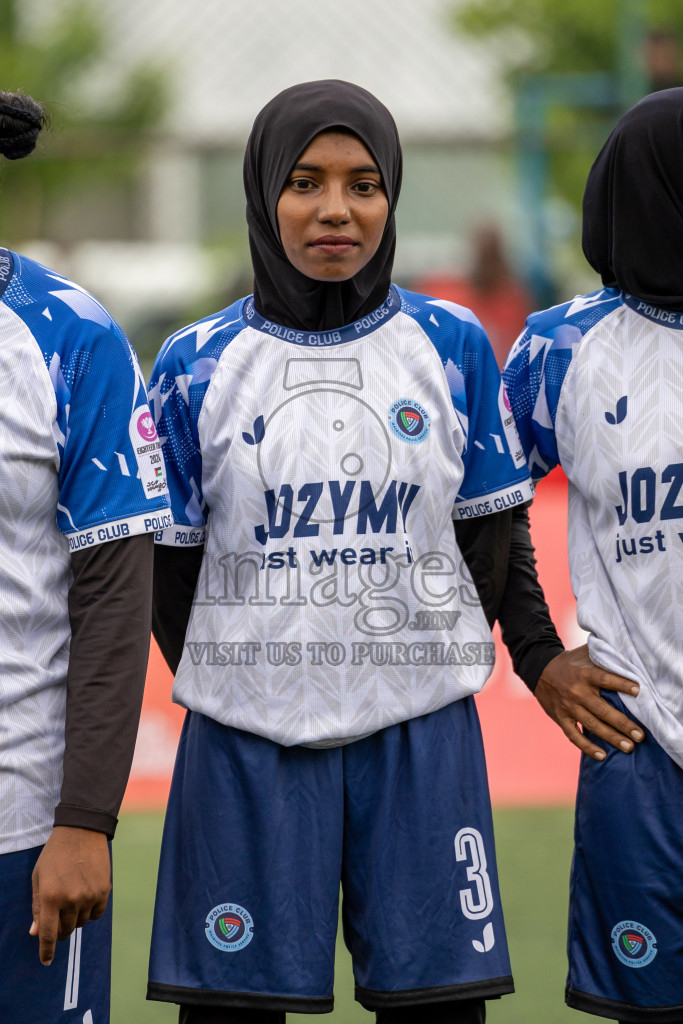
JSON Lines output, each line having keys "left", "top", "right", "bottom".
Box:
{"left": 388, "top": 398, "right": 430, "bottom": 444}
{"left": 611, "top": 920, "right": 657, "bottom": 968}
{"left": 205, "top": 903, "right": 254, "bottom": 952}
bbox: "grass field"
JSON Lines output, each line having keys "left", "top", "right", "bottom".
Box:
{"left": 111, "top": 806, "right": 578, "bottom": 1024}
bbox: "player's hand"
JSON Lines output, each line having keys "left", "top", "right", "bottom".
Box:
{"left": 30, "top": 826, "right": 111, "bottom": 966}
{"left": 535, "top": 644, "right": 644, "bottom": 762}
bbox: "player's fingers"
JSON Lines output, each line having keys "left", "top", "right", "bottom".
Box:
{"left": 589, "top": 669, "right": 640, "bottom": 697}
{"left": 37, "top": 903, "right": 60, "bottom": 966}
{"left": 75, "top": 909, "right": 90, "bottom": 930}
{"left": 88, "top": 896, "right": 109, "bottom": 922}
{"left": 57, "top": 905, "right": 79, "bottom": 942}
{"left": 557, "top": 718, "right": 606, "bottom": 761}
{"left": 583, "top": 695, "right": 644, "bottom": 746}
{"left": 578, "top": 712, "right": 637, "bottom": 752}
{"left": 31, "top": 881, "right": 40, "bottom": 936}
{"left": 74, "top": 894, "right": 108, "bottom": 929}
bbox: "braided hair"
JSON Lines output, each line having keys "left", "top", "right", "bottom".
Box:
{"left": 0, "top": 92, "right": 46, "bottom": 160}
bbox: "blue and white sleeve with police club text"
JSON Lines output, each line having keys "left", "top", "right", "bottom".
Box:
{"left": 46, "top": 285, "right": 172, "bottom": 549}
{"left": 437, "top": 304, "right": 533, "bottom": 519}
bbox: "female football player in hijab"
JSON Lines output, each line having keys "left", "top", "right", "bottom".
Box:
{"left": 147, "top": 79, "right": 538, "bottom": 1024}
{"left": 0, "top": 92, "right": 170, "bottom": 1024}
{"left": 503, "top": 88, "right": 683, "bottom": 1022}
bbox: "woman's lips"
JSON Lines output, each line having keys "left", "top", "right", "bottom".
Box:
{"left": 309, "top": 235, "right": 357, "bottom": 255}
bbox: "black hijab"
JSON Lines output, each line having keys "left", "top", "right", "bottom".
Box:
{"left": 583, "top": 88, "right": 683, "bottom": 308}
{"left": 243, "top": 80, "right": 402, "bottom": 331}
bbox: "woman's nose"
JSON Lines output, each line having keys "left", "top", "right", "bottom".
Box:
{"left": 317, "top": 184, "right": 350, "bottom": 223}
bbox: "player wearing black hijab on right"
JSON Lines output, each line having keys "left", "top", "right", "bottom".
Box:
{"left": 504, "top": 88, "right": 683, "bottom": 1022}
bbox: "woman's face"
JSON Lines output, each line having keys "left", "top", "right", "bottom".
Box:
{"left": 276, "top": 131, "right": 389, "bottom": 282}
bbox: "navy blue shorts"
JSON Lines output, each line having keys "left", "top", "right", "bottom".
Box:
{"left": 148, "top": 698, "right": 513, "bottom": 1013}
{"left": 567, "top": 693, "right": 683, "bottom": 1023}
{"left": 0, "top": 844, "right": 112, "bottom": 1024}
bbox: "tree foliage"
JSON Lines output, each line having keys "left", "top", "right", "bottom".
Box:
{"left": 454, "top": 0, "right": 683, "bottom": 253}
{"left": 455, "top": 0, "right": 683, "bottom": 78}
{"left": 0, "top": 0, "right": 168, "bottom": 243}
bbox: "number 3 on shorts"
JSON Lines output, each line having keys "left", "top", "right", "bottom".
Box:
{"left": 454, "top": 827, "right": 494, "bottom": 921}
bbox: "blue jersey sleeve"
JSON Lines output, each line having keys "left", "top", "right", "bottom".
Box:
{"left": 394, "top": 289, "right": 534, "bottom": 520}
{"left": 50, "top": 301, "right": 172, "bottom": 550}
{"left": 148, "top": 343, "right": 207, "bottom": 547}
{"left": 502, "top": 325, "right": 563, "bottom": 482}
{"left": 148, "top": 303, "right": 245, "bottom": 546}
{"left": 450, "top": 315, "right": 534, "bottom": 519}
{"left": 502, "top": 288, "right": 623, "bottom": 482}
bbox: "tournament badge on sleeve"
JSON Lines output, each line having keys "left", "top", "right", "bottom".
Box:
{"left": 129, "top": 406, "right": 168, "bottom": 498}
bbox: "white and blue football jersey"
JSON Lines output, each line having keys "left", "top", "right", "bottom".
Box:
{"left": 504, "top": 289, "right": 683, "bottom": 768}
{"left": 151, "top": 286, "right": 532, "bottom": 746}
{"left": 0, "top": 249, "right": 171, "bottom": 855}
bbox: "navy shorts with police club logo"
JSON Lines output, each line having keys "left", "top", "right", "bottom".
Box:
{"left": 567, "top": 692, "right": 683, "bottom": 1023}
{"left": 0, "top": 844, "right": 112, "bottom": 1024}
{"left": 147, "top": 697, "right": 514, "bottom": 1012}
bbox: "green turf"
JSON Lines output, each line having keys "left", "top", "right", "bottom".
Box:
{"left": 112, "top": 807, "right": 578, "bottom": 1023}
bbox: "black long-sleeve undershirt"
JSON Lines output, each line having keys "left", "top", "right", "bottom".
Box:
{"left": 499, "top": 505, "right": 565, "bottom": 689}
{"left": 152, "top": 543, "right": 204, "bottom": 676}
{"left": 454, "top": 504, "right": 564, "bottom": 689}
{"left": 55, "top": 533, "right": 154, "bottom": 838}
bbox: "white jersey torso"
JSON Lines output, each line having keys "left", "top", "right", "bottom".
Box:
{"left": 152, "top": 287, "right": 532, "bottom": 746}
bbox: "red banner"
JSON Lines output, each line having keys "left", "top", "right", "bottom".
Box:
{"left": 477, "top": 472, "right": 581, "bottom": 805}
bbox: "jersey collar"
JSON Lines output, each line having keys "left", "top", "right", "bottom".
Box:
{"left": 623, "top": 293, "right": 683, "bottom": 329}
{"left": 242, "top": 285, "right": 401, "bottom": 347}
{"left": 0, "top": 249, "right": 14, "bottom": 303}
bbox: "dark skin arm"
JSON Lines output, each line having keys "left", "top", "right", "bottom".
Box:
{"left": 30, "top": 828, "right": 110, "bottom": 966}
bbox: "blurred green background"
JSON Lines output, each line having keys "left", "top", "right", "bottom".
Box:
{"left": 112, "top": 807, "right": 577, "bottom": 1024}
{"left": 7, "top": 0, "right": 683, "bottom": 364}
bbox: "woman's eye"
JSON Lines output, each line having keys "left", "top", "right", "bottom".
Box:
{"left": 353, "top": 181, "right": 380, "bottom": 194}
{"left": 290, "top": 178, "right": 316, "bottom": 191}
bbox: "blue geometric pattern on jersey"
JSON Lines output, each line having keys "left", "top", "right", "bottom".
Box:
{"left": 2, "top": 252, "right": 170, "bottom": 535}
{"left": 503, "top": 288, "right": 623, "bottom": 480}
{"left": 148, "top": 298, "right": 246, "bottom": 530}
{"left": 396, "top": 287, "right": 530, "bottom": 503}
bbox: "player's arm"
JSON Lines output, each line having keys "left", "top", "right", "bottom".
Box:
{"left": 496, "top": 503, "right": 565, "bottom": 685}
{"left": 31, "top": 533, "right": 154, "bottom": 965}
{"left": 153, "top": 544, "right": 204, "bottom": 675}
{"left": 30, "top": 302, "right": 170, "bottom": 964}
{"left": 453, "top": 508, "right": 513, "bottom": 628}
{"left": 450, "top": 314, "right": 534, "bottom": 629}
{"left": 454, "top": 501, "right": 571, "bottom": 685}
